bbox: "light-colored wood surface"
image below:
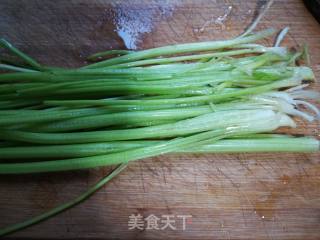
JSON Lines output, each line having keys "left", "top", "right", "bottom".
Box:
{"left": 0, "top": 0, "right": 319, "bottom": 239}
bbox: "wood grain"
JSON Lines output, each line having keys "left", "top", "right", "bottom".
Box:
{"left": 0, "top": 0, "right": 319, "bottom": 239}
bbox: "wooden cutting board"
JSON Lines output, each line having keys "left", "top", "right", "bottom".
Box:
{"left": 0, "top": 0, "right": 319, "bottom": 239}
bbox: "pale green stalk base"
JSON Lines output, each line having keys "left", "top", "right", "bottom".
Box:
{"left": 0, "top": 136, "right": 318, "bottom": 160}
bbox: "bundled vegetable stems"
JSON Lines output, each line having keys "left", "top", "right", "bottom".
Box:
{"left": 0, "top": 28, "right": 319, "bottom": 235}
{"left": 0, "top": 28, "right": 319, "bottom": 174}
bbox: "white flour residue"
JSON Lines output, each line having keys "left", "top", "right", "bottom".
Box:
{"left": 112, "top": 1, "right": 176, "bottom": 50}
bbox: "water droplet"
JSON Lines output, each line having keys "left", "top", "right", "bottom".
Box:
{"left": 196, "top": 5, "right": 233, "bottom": 34}
{"left": 214, "top": 5, "right": 233, "bottom": 30}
